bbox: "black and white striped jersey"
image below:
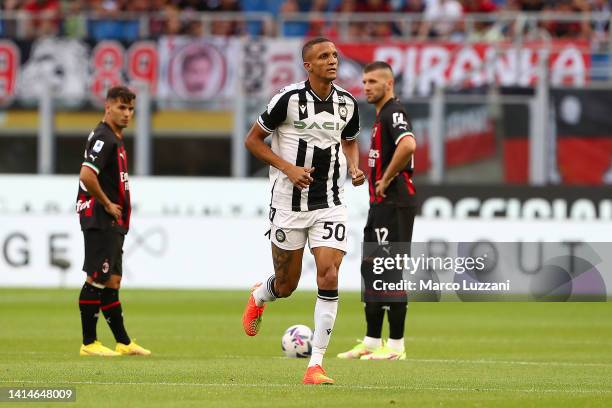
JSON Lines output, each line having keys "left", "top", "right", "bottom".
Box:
{"left": 257, "top": 80, "right": 360, "bottom": 212}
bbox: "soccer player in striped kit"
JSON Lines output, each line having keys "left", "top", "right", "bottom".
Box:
{"left": 76, "top": 86, "right": 150, "bottom": 357}
{"left": 242, "top": 38, "right": 364, "bottom": 384}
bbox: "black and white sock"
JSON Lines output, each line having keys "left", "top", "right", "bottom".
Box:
{"left": 252, "top": 275, "right": 278, "bottom": 306}
{"left": 308, "top": 289, "right": 338, "bottom": 368}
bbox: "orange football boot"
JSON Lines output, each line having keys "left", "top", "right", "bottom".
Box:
{"left": 302, "top": 365, "right": 335, "bottom": 385}
{"left": 242, "top": 282, "right": 266, "bottom": 336}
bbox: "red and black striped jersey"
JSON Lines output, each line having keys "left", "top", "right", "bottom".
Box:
{"left": 76, "top": 121, "right": 131, "bottom": 234}
{"left": 368, "top": 98, "right": 416, "bottom": 207}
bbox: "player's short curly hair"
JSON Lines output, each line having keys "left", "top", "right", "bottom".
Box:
{"left": 106, "top": 86, "right": 136, "bottom": 103}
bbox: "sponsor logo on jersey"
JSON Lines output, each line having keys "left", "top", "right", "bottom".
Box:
{"left": 368, "top": 149, "right": 380, "bottom": 168}
{"left": 76, "top": 199, "right": 92, "bottom": 213}
{"left": 293, "top": 120, "right": 346, "bottom": 131}
{"left": 120, "top": 172, "right": 130, "bottom": 191}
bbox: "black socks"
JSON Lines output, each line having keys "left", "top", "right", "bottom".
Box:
{"left": 364, "top": 301, "right": 408, "bottom": 340}
{"left": 365, "top": 302, "right": 385, "bottom": 338}
{"left": 101, "top": 287, "right": 131, "bottom": 345}
{"left": 79, "top": 282, "right": 102, "bottom": 345}
{"left": 388, "top": 302, "right": 407, "bottom": 340}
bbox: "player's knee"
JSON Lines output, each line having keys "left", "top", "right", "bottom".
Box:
{"left": 275, "top": 280, "right": 297, "bottom": 298}
{"left": 106, "top": 276, "right": 121, "bottom": 290}
{"left": 317, "top": 264, "right": 339, "bottom": 289}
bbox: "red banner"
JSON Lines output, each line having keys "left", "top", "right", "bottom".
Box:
{"left": 0, "top": 41, "right": 19, "bottom": 105}
{"left": 334, "top": 41, "right": 590, "bottom": 97}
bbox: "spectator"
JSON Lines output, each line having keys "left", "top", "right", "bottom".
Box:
{"left": 462, "top": 0, "right": 497, "bottom": 41}
{"left": 148, "top": 0, "right": 172, "bottom": 37}
{"left": 336, "top": 0, "right": 368, "bottom": 40}
{"left": 591, "top": 0, "right": 611, "bottom": 44}
{"left": 23, "top": 0, "right": 61, "bottom": 38}
{"left": 402, "top": 0, "right": 425, "bottom": 37}
{"left": 88, "top": 0, "right": 136, "bottom": 40}
{"left": 280, "top": 0, "right": 309, "bottom": 37}
{"left": 208, "top": 0, "right": 243, "bottom": 36}
{"left": 356, "top": 0, "right": 391, "bottom": 12}
{"left": 177, "top": 0, "right": 209, "bottom": 11}
{"left": 418, "top": 0, "right": 464, "bottom": 40}
{"left": 62, "top": 0, "right": 88, "bottom": 38}
{"left": 306, "top": 0, "right": 338, "bottom": 39}
{"left": 354, "top": 0, "right": 396, "bottom": 38}
{"left": 463, "top": 0, "right": 496, "bottom": 13}
{"left": 519, "top": 0, "right": 545, "bottom": 11}
{"left": 1, "top": 0, "right": 23, "bottom": 37}
{"left": 543, "top": 0, "right": 591, "bottom": 38}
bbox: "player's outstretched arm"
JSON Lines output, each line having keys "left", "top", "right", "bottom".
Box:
{"left": 79, "top": 166, "right": 122, "bottom": 220}
{"left": 375, "top": 136, "right": 416, "bottom": 198}
{"left": 341, "top": 139, "right": 365, "bottom": 186}
{"left": 244, "top": 123, "right": 314, "bottom": 190}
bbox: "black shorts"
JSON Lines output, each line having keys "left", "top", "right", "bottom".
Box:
{"left": 82, "top": 229, "right": 125, "bottom": 284}
{"left": 363, "top": 205, "right": 416, "bottom": 244}
{"left": 361, "top": 205, "right": 416, "bottom": 302}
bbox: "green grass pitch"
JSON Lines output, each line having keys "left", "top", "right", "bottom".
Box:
{"left": 1, "top": 289, "right": 611, "bottom": 407}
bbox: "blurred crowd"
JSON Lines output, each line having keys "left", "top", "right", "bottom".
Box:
{"left": 0, "top": 0, "right": 607, "bottom": 40}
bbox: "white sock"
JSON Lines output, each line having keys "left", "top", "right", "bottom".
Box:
{"left": 363, "top": 336, "right": 382, "bottom": 350}
{"left": 308, "top": 289, "right": 339, "bottom": 368}
{"left": 387, "top": 337, "right": 405, "bottom": 352}
{"left": 252, "top": 275, "right": 277, "bottom": 307}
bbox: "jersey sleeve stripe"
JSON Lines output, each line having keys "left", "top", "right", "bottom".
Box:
{"left": 82, "top": 162, "right": 100, "bottom": 174}
{"left": 343, "top": 127, "right": 360, "bottom": 140}
{"left": 395, "top": 132, "right": 415, "bottom": 145}
{"left": 257, "top": 117, "right": 273, "bottom": 133}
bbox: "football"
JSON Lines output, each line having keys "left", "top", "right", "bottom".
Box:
{"left": 281, "top": 324, "right": 313, "bottom": 358}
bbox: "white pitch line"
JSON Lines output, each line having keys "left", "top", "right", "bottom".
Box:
{"left": 1, "top": 380, "right": 611, "bottom": 395}
{"left": 221, "top": 355, "right": 612, "bottom": 368}
{"left": 402, "top": 358, "right": 612, "bottom": 368}
{"left": 403, "top": 336, "right": 612, "bottom": 347}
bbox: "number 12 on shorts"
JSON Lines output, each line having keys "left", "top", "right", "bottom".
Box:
{"left": 322, "top": 222, "right": 346, "bottom": 241}
{"left": 375, "top": 227, "right": 389, "bottom": 244}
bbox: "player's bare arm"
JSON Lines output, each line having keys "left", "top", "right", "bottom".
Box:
{"left": 244, "top": 122, "right": 314, "bottom": 190}
{"left": 79, "top": 166, "right": 122, "bottom": 220}
{"left": 341, "top": 138, "right": 365, "bottom": 186}
{"left": 375, "top": 136, "right": 416, "bottom": 198}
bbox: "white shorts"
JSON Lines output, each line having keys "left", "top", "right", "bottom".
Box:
{"left": 269, "top": 205, "right": 348, "bottom": 252}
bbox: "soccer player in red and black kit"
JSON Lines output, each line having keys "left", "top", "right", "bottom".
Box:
{"left": 338, "top": 61, "right": 417, "bottom": 360}
{"left": 76, "top": 86, "right": 150, "bottom": 356}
